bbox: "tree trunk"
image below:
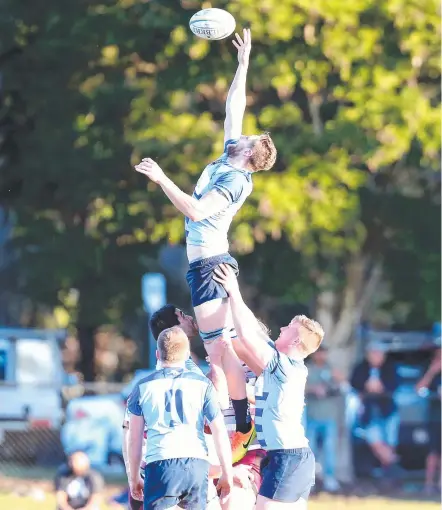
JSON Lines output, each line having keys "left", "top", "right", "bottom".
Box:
{"left": 75, "top": 283, "right": 102, "bottom": 382}
{"left": 315, "top": 253, "right": 382, "bottom": 375}
{"left": 76, "top": 324, "right": 96, "bottom": 382}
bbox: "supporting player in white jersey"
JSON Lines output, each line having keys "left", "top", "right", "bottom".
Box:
{"left": 127, "top": 326, "right": 233, "bottom": 509}
{"left": 214, "top": 264, "right": 325, "bottom": 510}
{"left": 134, "top": 28, "right": 277, "bottom": 464}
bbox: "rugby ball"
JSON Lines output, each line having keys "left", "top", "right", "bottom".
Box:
{"left": 189, "top": 8, "right": 236, "bottom": 41}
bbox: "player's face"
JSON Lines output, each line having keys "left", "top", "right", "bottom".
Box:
{"left": 227, "top": 135, "right": 259, "bottom": 157}
{"left": 240, "top": 135, "right": 259, "bottom": 151}
{"left": 275, "top": 322, "right": 300, "bottom": 352}
{"left": 175, "top": 309, "right": 198, "bottom": 338}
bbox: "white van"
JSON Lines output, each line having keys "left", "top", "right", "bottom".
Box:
{"left": 0, "top": 328, "right": 65, "bottom": 462}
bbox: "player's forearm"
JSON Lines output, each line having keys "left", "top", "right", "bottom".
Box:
{"left": 227, "top": 288, "right": 260, "bottom": 346}
{"left": 158, "top": 175, "right": 200, "bottom": 221}
{"left": 122, "top": 426, "right": 131, "bottom": 477}
{"left": 226, "top": 63, "right": 248, "bottom": 114}
{"left": 128, "top": 430, "right": 143, "bottom": 483}
{"left": 211, "top": 425, "right": 233, "bottom": 480}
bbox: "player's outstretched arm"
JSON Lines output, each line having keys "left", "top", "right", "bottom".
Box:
{"left": 213, "top": 264, "right": 274, "bottom": 373}
{"left": 135, "top": 158, "right": 229, "bottom": 221}
{"left": 224, "top": 28, "right": 251, "bottom": 144}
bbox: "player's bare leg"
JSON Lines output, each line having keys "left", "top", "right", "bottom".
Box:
{"left": 256, "top": 495, "right": 308, "bottom": 510}
{"left": 195, "top": 298, "right": 246, "bottom": 401}
{"left": 222, "top": 485, "right": 256, "bottom": 510}
{"left": 194, "top": 298, "right": 255, "bottom": 463}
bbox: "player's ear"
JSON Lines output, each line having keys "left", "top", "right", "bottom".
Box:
{"left": 156, "top": 350, "right": 160, "bottom": 360}
{"left": 243, "top": 148, "right": 252, "bottom": 157}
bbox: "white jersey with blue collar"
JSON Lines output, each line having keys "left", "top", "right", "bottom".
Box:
{"left": 254, "top": 345, "right": 309, "bottom": 450}
{"left": 185, "top": 139, "right": 253, "bottom": 251}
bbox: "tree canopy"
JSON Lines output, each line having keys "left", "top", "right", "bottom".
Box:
{"left": 0, "top": 0, "right": 440, "bottom": 377}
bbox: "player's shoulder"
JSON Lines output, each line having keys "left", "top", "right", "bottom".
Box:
{"left": 180, "top": 369, "right": 211, "bottom": 385}
{"left": 130, "top": 371, "right": 166, "bottom": 393}
{"left": 216, "top": 164, "right": 253, "bottom": 185}
{"left": 268, "top": 349, "right": 306, "bottom": 377}
{"left": 137, "top": 371, "right": 163, "bottom": 385}
{"left": 283, "top": 352, "right": 307, "bottom": 370}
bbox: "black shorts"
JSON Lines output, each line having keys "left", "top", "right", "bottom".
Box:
{"left": 186, "top": 253, "right": 238, "bottom": 308}
{"left": 143, "top": 457, "right": 209, "bottom": 510}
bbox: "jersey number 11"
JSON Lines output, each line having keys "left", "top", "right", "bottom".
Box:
{"left": 164, "top": 389, "right": 187, "bottom": 427}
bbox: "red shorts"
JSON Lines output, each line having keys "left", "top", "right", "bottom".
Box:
{"left": 233, "top": 448, "right": 266, "bottom": 494}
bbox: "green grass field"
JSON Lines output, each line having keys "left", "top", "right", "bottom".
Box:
{"left": 0, "top": 493, "right": 440, "bottom": 510}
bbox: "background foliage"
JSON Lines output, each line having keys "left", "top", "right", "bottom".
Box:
{"left": 0, "top": 0, "right": 440, "bottom": 378}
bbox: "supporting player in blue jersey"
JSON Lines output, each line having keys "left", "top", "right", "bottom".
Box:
{"left": 214, "top": 264, "right": 325, "bottom": 510}
{"left": 148, "top": 304, "right": 266, "bottom": 509}
{"left": 135, "top": 28, "right": 277, "bottom": 464}
{"left": 127, "top": 326, "right": 233, "bottom": 510}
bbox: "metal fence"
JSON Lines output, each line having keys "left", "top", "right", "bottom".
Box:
{"left": 0, "top": 382, "right": 440, "bottom": 482}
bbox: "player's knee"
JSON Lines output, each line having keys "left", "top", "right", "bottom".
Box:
{"left": 200, "top": 326, "right": 236, "bottom": 343}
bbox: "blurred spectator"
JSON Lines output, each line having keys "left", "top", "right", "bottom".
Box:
{"left": 416, "top": 348, "right": 441, "bottom": 494}
{"left": 306, "top": 346, "right": 347, "bottom": 492}
{"left": 350, "top": 345, "right": 401, "bottom": 480}
{"left": 55, "top": 451, "right": 104, "bottom": 510}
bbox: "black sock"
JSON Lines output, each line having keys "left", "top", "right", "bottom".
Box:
{"left": 231, "top": 398, "right": 252, "bottom": 434}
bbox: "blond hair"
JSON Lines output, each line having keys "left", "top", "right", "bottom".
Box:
{"left": 157, "top": 326, "right": 190, "bottom": 363}
{"left": 290, "top": 315, "right": 324, "bottom": 356}
{"left": 248, "top": 133, "right": 277, "bottom": 172}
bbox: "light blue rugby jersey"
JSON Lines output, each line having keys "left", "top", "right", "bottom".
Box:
{"left": 127, "top": 368, "right": 220, "bottom": 464}
{"left": 185, "top": 139, "right": 253, "bottom": 249}
{"left": 124, "top": 356, "right": 204, "bottom": 425}
{"left": 254, "top": 345, "right": 309, "bottom": 450}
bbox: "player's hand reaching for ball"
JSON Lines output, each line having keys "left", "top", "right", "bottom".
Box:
{"left": 233, "top": 28, "right": 251, "bottom": 66}
{"left": 135, "top": 158, "right": 165, "bottom": 184}
{"left": 213, "top": 263, "right": 240, "bottom": 295}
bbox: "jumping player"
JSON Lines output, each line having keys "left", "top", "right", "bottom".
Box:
{"left": 127, "top": 326, "right": 233, "bottom": 509}
{"left": 135, "top": 28, "right": 277, "bottom": 462}
{"left": 214, "top": 263, "right": 325, "bottom": 509}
